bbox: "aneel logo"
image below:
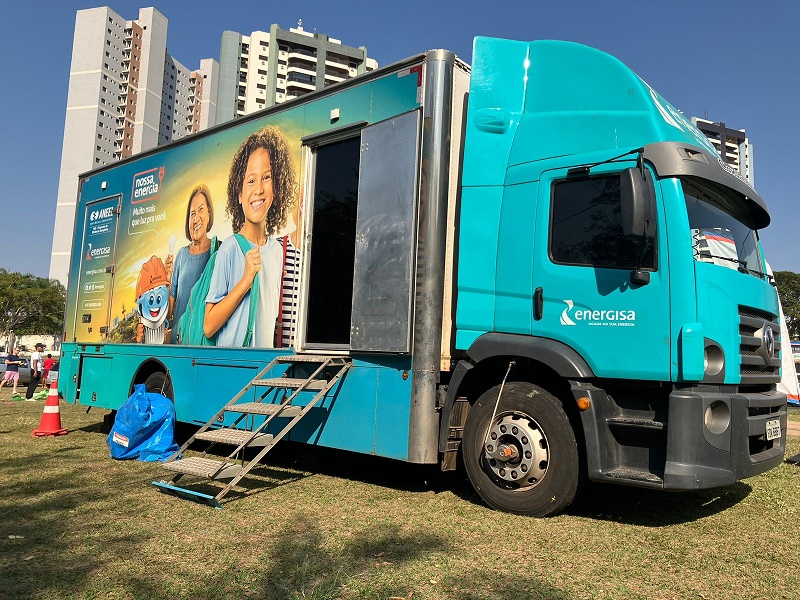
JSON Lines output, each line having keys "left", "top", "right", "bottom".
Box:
{"left": 90, "top": 206, "right": 115, "bottom": 222}
{"left": 85, "top": 243, "right": 112, "bottom": 261}
{"left": 560, "top": 300, "right": 636, "bottom": 327}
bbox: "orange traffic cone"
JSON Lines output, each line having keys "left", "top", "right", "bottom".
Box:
{"left": 32, "top": 381, "right": 68, "bottom": 437}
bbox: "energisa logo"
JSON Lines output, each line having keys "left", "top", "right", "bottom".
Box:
{"left": 85, "top": 242, "right": 112, "bottom": 261}
{"left": 560, "top": 300, "right": 636, "bottom": 327}
{"left": 645, "top": 84, "right": 718, "bottom": 155}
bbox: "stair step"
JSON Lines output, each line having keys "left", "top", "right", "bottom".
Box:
{"left": 607, "top": 417, "right": 666, "bottom": 430}
{"left": 195, "top": 429, "right": 274, "bottom": 447}
{"left": 155, "top": 357, "right": 351, "bottom": 507}
{"left": 276, "top": 354, "right": 347, "bottom": 364}
{"left": 226, "top": 402, "right": 302, "bottom": 417}
{"left": 253, "top": 377, "right": 326, "bottom": 390}
{"left": 162, "top": 457, "right": 242, "bottom": 479}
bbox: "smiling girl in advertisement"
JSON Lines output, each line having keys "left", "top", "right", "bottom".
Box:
{"left": 203, "top": 126, "right": 298, "bottom": 348}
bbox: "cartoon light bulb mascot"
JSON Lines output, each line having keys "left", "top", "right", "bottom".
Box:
{"left": 135, "top": 256, "right": 170, "bottom": 344}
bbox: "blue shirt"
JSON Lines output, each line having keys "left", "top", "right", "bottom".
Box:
{"left": 169, "top": 244, "right": 212, "bottom": 344}
{"left": 206, "top": 235, "right": 282, "bottom": 347}
{"left": 5, "top": 353, "right": 20, "bottom": 372}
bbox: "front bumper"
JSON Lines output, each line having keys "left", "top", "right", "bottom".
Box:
{"left": 663, "top": 384, "right": 786, "bottom": 489}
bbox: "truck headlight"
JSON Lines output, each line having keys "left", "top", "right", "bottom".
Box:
{"left": 704, "top": 342, "right": 724, "bottom": 378}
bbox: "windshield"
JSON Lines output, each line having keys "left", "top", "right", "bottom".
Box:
{"left": 682, "top": 178, "right": 764, "bottom": 279}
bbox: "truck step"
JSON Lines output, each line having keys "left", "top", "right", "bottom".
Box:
{"left": 155, "top": 355, "right": 351, "bottom": 507}
{"left": 607, "top": 417, "right": 666, "bottom": 430}
{"left": 253, "top": 377, "right": 326, "bottom": 390}
{"left": 162, "top": 457, "right": 242, "bottom": 479}
{"left": 225, "top": 402, "right": 302, "bottom": 417}
{"left": 604, "top": 468, "right": 664, "bottom": 485}
{"left": 153, "top": 481, "right": 222, "bottom": 509}
{"left": 195, "top": 429, "right": 274, "bottom": 447}
{"left": 276, "top": 354, "right": 348, "bottom": 365}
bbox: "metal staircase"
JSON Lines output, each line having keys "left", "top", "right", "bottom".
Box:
{"left": 153, "top": 354, "right": 350, "bottom": 508}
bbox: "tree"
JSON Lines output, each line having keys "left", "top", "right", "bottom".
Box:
{"left": 774, "top": 270, "right": 800, "bottom": 339}
{"left": 0, "top": 269, "right": 66, "bottom": 349}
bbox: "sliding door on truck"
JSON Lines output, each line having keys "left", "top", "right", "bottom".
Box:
{"left": 73, "top": 196, "right": 121, "bottom": 343}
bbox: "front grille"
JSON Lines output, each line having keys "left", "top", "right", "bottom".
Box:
{"left": 738, "top": 306, "right": 781, "bottom": 384}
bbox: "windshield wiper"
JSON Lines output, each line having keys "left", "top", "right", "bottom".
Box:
{"left": 698, "top": 252, "right": 745, "bottom": 268}
{"left": 738, "top": 261, "right": 766, "bottom": 279}
{"left": 698, "top": 252, "right": 764, "bottom": 278}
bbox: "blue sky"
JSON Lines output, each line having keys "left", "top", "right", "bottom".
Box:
{"left": 1, "top": 0, "right": 797, "bottom": 278}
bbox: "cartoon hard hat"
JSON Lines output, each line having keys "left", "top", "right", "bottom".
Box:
{"left": 136, "top": 256, "right": 169, "bottom": 299}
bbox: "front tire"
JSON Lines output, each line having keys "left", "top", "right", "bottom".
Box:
{"left": 463, "top": 381, "right": 580, "bottom": 516}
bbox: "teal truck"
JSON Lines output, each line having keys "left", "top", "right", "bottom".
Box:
{"left": 60, "top": 37, "right": 786, "bottom": 515}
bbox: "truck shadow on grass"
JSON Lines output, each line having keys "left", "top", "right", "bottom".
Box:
{"left": 77, "top": 418, "right": 754, "bottom": 525}
{"left": 231, "top": 441, "right": 754, "bottom": 526}
{"left": 565, "top": 480, "right": 752, "bottom": 526}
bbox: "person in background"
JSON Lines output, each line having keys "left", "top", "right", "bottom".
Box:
{"left": 0, "top": 348, "right": 23, "bottom": 396}
{"left": 26, "top": 343, "right": 45, "bottom": 399}
{"left": 42, "top": 353, "right": 55, "bottom": 388}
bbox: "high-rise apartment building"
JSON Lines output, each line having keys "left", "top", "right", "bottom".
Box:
{"left": 216, "top": 22, "right": 377, "bottom": 123}
{"left": 691, "top": 117, "right": 754, "bottom": 185}
{"left": 49, "top": 6, "right": 218, "bottom": 284}
{"left": 50, "top": 11, "right": 372, "bottom": 285}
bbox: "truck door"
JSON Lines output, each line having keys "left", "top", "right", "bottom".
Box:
{"left": 301, "top": 111, "right": 419, "bottom": 352}
{"left": 302, "top": 134, "right": 361, "bottom": 349}
{"left": 531, "top": 166, "right": 671, "bottom": 380}
{"left": 73, "top": 196, "right": 121, "bottom": 343}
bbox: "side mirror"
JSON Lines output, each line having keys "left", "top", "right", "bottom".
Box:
{"left": 620, "top": 167, "right": 655, "bottom": 240}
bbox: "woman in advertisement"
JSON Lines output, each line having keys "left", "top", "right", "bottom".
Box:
{"left": 167, "top": 184, "right": 215, "bottom": 343}
{"left": 203, "top": 125, "right": 298, "bottom": 347}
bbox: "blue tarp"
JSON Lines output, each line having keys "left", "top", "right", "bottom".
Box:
{"left": 107, "top": 384, "right": 179, "bottom": 462}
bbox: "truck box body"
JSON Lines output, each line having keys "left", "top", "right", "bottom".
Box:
{"left": 63, "top": 50, "right": 465, "bottom": 464}
{"left": 60, "top": 37, "right": 785, "bottom": 515}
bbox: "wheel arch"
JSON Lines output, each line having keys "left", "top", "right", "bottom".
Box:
{"left": 439, "top": 333, "right": 594, "bottom": 455}
{"left": 130, "top": 358, "right": 173, "bottom": 400}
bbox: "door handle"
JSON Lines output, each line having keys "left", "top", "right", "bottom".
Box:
{"left": 534, "top": 287, "right": 543, "bottom": 321}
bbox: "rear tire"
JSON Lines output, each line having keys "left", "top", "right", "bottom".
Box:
{"left": 463, "top": 381, "right": 580, "bottom": 517}
{"left": 144, "top": 371, "right": 173, "bottom": 401}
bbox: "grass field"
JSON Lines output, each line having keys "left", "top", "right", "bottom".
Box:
{"left": 2, "top": 393, "right": 799, "bottom": 600}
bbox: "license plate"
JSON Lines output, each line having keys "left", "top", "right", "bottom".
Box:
{"left": 765, "top": 419, "right": 781, "bottom": 441}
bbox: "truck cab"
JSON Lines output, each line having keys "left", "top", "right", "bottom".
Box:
{"left": 447, "top": 38, "right": 785, "bottom": 515}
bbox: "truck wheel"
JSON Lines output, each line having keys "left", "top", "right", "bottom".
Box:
{"left": 144, "top": 371, "right": 173, "bottom": 401}
{"left": 463, "top": 381, "right": 580, "bottom": 517}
